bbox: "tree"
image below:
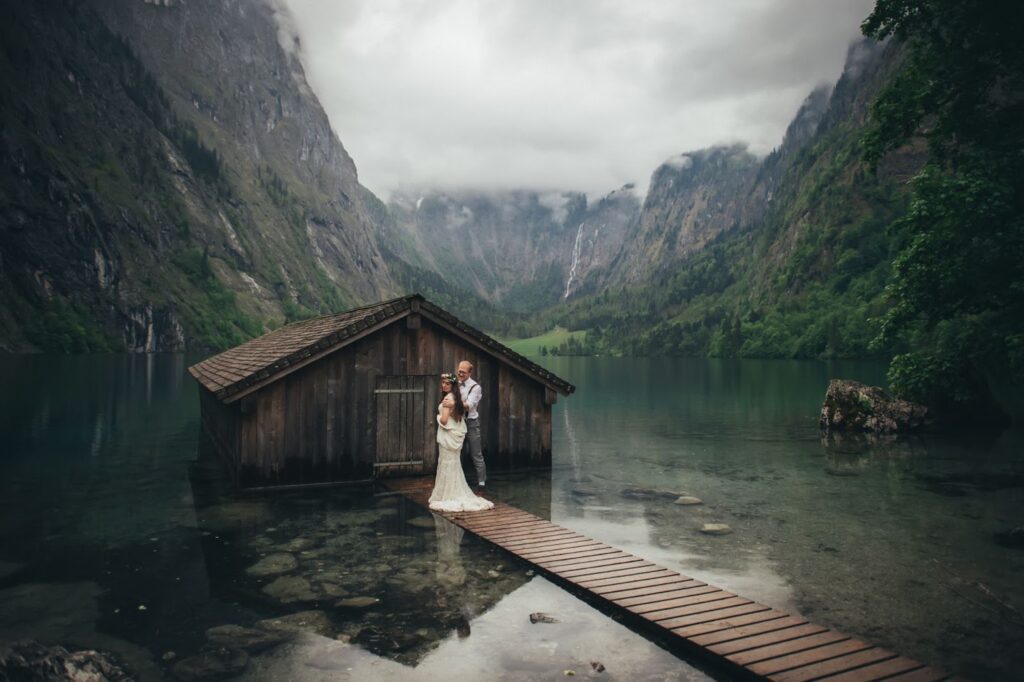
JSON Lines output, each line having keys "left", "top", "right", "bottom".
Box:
{"left": 862, "top": 0, "right": 1024, "bottom": 424}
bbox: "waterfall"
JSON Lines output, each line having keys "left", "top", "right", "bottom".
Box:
{"left": 563, "top": 222, "right": 585, "bottom": 299}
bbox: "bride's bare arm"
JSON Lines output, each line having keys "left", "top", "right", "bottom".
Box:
{"left": 440, "top": 394, "right": 454, "bottom": 425}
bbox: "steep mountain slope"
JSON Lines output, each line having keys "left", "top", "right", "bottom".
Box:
{"left": 384, "top": 185, "right": 640, "bottom": 310}
{"left": 547, "top": 40, "right": 923, "bottom": 358}
{"left": 0, "top": 0, "right": 395, "bottom": 352}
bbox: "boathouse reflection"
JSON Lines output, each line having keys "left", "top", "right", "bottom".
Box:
{"left": 189, "top": 461, "right": 551, "bottom": 666}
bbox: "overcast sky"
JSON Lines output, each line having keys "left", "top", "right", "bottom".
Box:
{"left": 282, "top": 0, "right": 875, "bottom": 198}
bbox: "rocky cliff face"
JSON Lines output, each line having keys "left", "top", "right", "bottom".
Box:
{"left": 610, "top": 145, "right": 762, "bottom": 286}
{"left": 385, "top": 186, "right": 639, "bottom": 309}
{"left": 0, "top": 0, "right": 394, "bottom": 352}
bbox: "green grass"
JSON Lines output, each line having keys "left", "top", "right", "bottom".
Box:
{"left": 496, "top": 326, "right": 587, "bottom": 357}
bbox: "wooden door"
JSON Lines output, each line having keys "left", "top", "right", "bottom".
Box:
{"left": 373, "top": 375, "right": 437, "bottom": 477}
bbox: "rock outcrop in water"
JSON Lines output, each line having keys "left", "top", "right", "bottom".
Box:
{"left": 820, "top": 379, "right": 929, "bottom": 433}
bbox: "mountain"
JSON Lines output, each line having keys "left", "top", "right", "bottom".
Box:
{"left": 545, "top": 39, "right": 925, "bottom": 359}
{"left": 0, "top": 0, "right": 395, "bottom": 352}
{"left": 383, "top": 185, "right": 640, "bottom": 310}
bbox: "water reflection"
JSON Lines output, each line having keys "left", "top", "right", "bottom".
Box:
{"left": 1, "top": 354, "right": 710, "bottom": 680}
{"left": 4, "top": 354, "right": 1022, "bottom": 679}
{"left": 189, "top": 465, "right": 532, "bottom": 666}
{"left": 539, "top": 356, "right": 1024, "bottom": 680}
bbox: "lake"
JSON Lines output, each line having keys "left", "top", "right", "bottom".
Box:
{"left": 1, "top": 355, "right": 1021, "bottom": 680}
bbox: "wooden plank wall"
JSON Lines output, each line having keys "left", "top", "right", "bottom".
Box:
{"left": 233, "top": 318, "right": 553, "bottom": 486}
{"left": 199, "top": 387, "right": 241, "bottom": 481}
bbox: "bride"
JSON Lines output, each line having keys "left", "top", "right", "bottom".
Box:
{"left": 429, "top": 373, "right": 494, "bottom": 512}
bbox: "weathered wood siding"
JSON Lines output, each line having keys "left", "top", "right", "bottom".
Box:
{"left": 199, "top": 387, "right": 241, "bottom": 481}
{"left": 226, "top": 316, "right": 552, "bottom": 487}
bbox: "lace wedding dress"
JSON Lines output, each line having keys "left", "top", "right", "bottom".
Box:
{"left": 429, "top": 405, "right": 494, "bottom": 512}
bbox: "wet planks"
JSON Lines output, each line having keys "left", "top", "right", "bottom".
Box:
{"left": 384, "top": 477, "right": 958, "bottom": 682}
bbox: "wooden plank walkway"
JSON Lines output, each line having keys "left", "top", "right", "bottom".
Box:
{"left": 384, "top": 477, "right": 958, "bottom": 682}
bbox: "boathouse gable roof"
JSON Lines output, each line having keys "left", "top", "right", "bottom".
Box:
{"left": 188, "top": 294, "right": 575, "bottom": 403}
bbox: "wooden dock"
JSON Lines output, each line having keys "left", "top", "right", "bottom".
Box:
{"left": 384, "top": 477, "right": 956, "bottom": 682}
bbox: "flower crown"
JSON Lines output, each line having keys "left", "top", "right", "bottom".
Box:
{"left": 440, "top": 372, "right": 458, "bottom": 384}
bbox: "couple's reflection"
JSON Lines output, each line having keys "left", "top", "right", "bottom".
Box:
{"left": 433, "top": 513, "right": 472, "bottom": 638}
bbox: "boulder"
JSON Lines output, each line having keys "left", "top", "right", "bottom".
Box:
{"left": 0, "top": 640, "right": 131, "bottom": 681}
{"left": 335, "top": 596, "right": 380, "bottom": 610}
{"left": 820, "top": 379, "right": 929, "bottom": 433}
{"left": 261, "top": 576, "right": 316, "bottom": 603}
{"left": 674, "top": 496, "right": 702, "bottom": 506}
{"left": 256, "top": 610, "right": 333, "bottom": 637}
{"left": 205, "top": 625, "right": 288, "bottom": 653}
{"left": 699, "top": 523, "right": 732, "bottom": 535}
{"left": 244, "top": 553, "right": 297, "bottom": 577}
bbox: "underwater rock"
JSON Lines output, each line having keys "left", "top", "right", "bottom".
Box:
{"left": 245, "top": 553, "right": 298, "bottom": 577}
{"left": 994, "top": 526, "right": 1024, "bottom": 549}
{"left": 197, "top": 501, "right": 270, "bottom": 531}
{"left": 0, "top": 640, "right": 131, "bottom": 681}
{"left": 205, "top": 625, "right": 288, "bottom": 653}
{"left": 261, "top": 576, "right": 316, "bottom": 603}
{"left": 529, "top": 612, "right": 559, "bottom": 624}
{"left": 257, "top": 611, "right": 332, "bottom": 637}
{"left": 172, "top": 648, "right": 248, "bottom": 681}
{"left": 621, "top": 487, "right": 683, "bottom": 501}
{"left": 673, "top": 496, "right": 702, "bottom": 505}
{"left": 406, "top": 517, "right": 437, "bottom": 529}
{"left": 317, "top": 582, "right": 350, "bottom": 599}
{"left": 820, "top": 379, "right": 929, "bottom": 433}
{"left": 699, "top": 523, "right": 732, "bottom": 535}
{"left": 335, "top": 596, "right": 381, "bottom": 610}
{"left": 274, "top": 537, "right": 317, "bottom": 552}
{"left": 0, "top": 561, "right": 24, "bottom": 581}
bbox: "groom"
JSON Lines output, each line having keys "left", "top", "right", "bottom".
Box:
{"left": 457, "top": 360, "right": 485, "bottom": 487}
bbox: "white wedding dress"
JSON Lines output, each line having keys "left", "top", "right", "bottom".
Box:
{"left": 429, "top": 404, "right": 494, "bottom": 512}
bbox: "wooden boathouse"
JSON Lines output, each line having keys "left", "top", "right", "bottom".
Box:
{"left": 188, "top": 294, "right": 575, "bottom": 488}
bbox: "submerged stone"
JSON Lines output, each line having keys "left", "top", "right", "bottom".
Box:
{"left": 173, "top": 648, "right": 249, "bottom": 681}
{"left": 994, "top": 526, "right": 1024, "bottom": 549}
{"left": 571, "top": 487, "right": 598, "bottom": 497}
{"left": 205, "top": 624, "right": 288, "bottom": 653}
{"left": 0, "top": 561, "right": 24, "bottom": 581}
{"left": 257, "top": 610, "right": 332, "bottom": 637}
{"left": 245, "top": 553, "right": 297, "bottom": 577}
{"left": 700, "top": 523, "right": 732, "bottom": 535}
{"left": 529, "top": 612, "right": 559, "bottom": 624}
{"left": 335, "top": 596, "right": 381, "bottom": 610}
{"left": 673, "top": 496, "right": 702, "bottom": 505}
{"left": 406, "top": 517, "right": 436, "bottom": 529}
{"left": 274, "top": 537, "right": 317, "bottom": 552}
{"left": 621, "top": 487, "right": 683, "bottom": 501}
{"left": 261, "top": 576, "right": 316, "bottom": 603}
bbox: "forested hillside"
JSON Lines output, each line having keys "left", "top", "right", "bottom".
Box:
{"left": 526, "top": 40, "right": 920, "bottom": 362}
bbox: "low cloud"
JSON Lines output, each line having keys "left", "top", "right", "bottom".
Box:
{"left": 283, "top": 0, "right": 874, "bottom": 196}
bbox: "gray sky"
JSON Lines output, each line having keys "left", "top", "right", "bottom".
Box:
{"left": 282, "top": 0, "right": 875, "bottom": 198}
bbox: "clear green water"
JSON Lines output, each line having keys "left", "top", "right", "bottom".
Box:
{"left": 0, "top": 355, "right": 1022, "bottom": 680}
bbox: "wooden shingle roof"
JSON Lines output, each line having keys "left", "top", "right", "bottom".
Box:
{"left": 188, "top": 294, "right": 575, "bottom": 403}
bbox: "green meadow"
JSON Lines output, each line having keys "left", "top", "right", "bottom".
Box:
{"left": 496, "top": 327, "right": 587, "bottom": 357}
